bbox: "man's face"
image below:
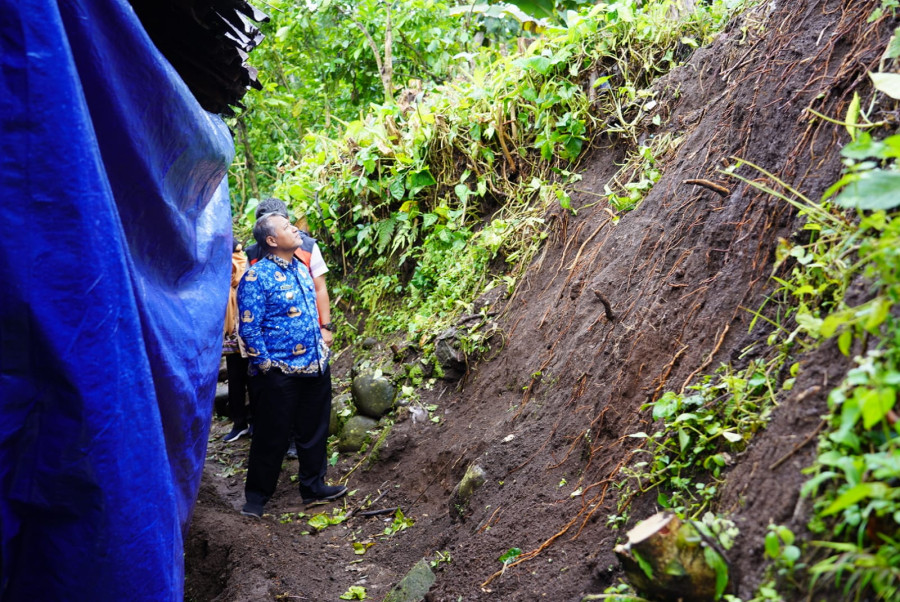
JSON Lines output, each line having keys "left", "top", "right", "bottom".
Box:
{"left": 266, "top": 215, "right": 302, "bottom": 252}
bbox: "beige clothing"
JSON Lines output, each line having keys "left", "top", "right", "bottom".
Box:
{"left": 225, "top": 249, "right": 248, "bottom": 337}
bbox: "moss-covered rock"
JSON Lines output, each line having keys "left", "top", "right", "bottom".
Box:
{"left": 338, "top": 415, "right": 378, "bottom": 452}
{"left": 352, "top": 373, "right": 396, "bottom": 418}
{"left": 382, "top": 558, "right": 435, "bottom": 602}
{"left": 449, "top": 464, "right": 486, "bottom": 520}
{"left": 434, "top": 327, "right": 466, "bottom": 380}
{"left": 330, "top": 392, "right": 353, "bottom": 436}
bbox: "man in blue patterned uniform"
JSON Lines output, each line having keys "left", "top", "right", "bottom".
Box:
{"left": 236, "top": 213, "right": 347, "bottom": 518}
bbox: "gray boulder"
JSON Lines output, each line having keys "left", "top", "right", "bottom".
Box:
{"left": 351, "top": 373, "right": 396, "bottom": 418}
{"left": 338, "top": 415, "right": 378, "bottom": 453}
{"left": 383, "top": 559, "right": 435, "bottom": 602}
{"left": 434, "top": 328, "right": 466, "bottom": 380}
{"left": 330, "top": 392, "right": 353, "bottom": 436}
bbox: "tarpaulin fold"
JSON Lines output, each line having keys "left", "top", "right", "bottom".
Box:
{"left": 0, "top": 0, "right": 234, "bottom": 599}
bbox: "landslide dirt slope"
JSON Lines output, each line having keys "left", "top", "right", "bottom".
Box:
{"left": 185, "top": 2, "right": 894, "bottom": 600}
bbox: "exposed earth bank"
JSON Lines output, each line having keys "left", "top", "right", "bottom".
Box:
{"left": 185, "top": 2, "right": 893, "bottom": 600}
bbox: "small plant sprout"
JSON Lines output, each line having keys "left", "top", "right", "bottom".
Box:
{"left": 339, "top": 585, "right": 367, "bottom": 600}
{"left": 764, "top": 523, "right": 801, "bottom": 571}
{"left": 382, "top": 508, "right": 415, "bottom": 537}
{"left": 430, "top": 551, "right": 452, "bottom": 567}
{"left": 352, "top": 541, "right": 375, "bottom": 555}
{"left": 498, "top": 547, "right": 522, "bottom": 577}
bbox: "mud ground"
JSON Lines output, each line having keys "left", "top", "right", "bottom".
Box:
{"left": 185, "top": 2, "right": 895, "bottom": 600}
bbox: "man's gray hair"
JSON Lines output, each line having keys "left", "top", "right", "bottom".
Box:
{"left": 255, "top": 197, "right": 289, "bottom": 220}
{"left": 253, "top": 212, "right": 283, "bottom": 250}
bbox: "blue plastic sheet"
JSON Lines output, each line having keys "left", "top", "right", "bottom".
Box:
{"left": 0, "top": 1, "right": 234, "bottom": 599}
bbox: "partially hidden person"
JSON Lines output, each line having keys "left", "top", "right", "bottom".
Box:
{"left": 222, "top": 239, "right": 254, "bottom": 442}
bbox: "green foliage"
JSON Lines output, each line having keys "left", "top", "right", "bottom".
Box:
{"left": 245, "top": 0, "right": 746, "bottom": 353}
{"left": 229, "top": 0, "right": 481, "bottom": 202}
{"left": 340, "top": 585, "right": 368, "bottom": 600}
{"left": 595, "top": 582, "right": 655, "bottom": 601}
{"left": 382, "top": 508, "right": 415, "bottom": 536}
{"left": 829, "top": 131, "right": 900, "bottom": 210}
{"left": 430, "top": 550, "right": 452, "bottom": 567}
{"left": 307, "top": 507, "right": 348, "bottom": 531}
{"left": 732, "top": 132, "right": 900, "bottom": 600}
{"left": 869, "top": 0, "right": 900, "bottom": 23}
{"left": 764, "top": 524, "right": 802, "bottom": 571}
{"left": 605, "top": 133, "right": 684, "bottom": 212}
{"left": 621, "top": 360, "right": 780, "bottom": 517}
{"left": 498, "top": 546, "right": 522, "bottom": 564}
{"left": 278, "top": 511, "right": 308, "bottom": 524}
{"left": 807, "top": 540, "right": 900, "bottom": 601}
{"left": 612, "top": 123, "right": 900, "bottom": 602}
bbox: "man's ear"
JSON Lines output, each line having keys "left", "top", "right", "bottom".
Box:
{"left": 266, "top": 235, "right": 277, "bottom": 249}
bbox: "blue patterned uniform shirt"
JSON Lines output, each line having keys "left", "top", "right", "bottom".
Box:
{"left": 237, "top": 254, "right": 330, "bottom": 376}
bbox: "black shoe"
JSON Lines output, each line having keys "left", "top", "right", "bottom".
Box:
{"left": 301, "top": 484, "right": 348, "bottom": 505}
{"left": 223, "top": 425, "right": 250, "bottom": 443}
{"left": 241, "top": 501, "right": 264, "bottom": 518}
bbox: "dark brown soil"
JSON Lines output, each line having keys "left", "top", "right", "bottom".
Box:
{"left": 185, "top": 2, "right": 895, "bottom": 600}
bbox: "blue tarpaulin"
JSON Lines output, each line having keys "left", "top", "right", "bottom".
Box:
{"left": 0, "top": 0, "right": 234, "bottom": 599}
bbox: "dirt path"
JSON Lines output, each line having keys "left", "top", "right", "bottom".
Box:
{"left": 185, "top": 2, "right": 892, "bottom": 600}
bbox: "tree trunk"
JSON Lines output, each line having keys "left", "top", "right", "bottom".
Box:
{"left": 235, "top": 116, "right": 259, "bottom": 201}
{"left": 382, "top": 3, "right": 393, "bottom": 103}
{"left": 614, "top": 512, "right": 730, "bottom": 602}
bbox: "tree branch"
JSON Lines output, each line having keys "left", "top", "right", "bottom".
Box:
{"left": 351, "top": 19, "right": 384, "bottom": 76}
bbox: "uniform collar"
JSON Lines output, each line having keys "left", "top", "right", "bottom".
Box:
{"left": 266, "top": 254, "right": 294, "bottom": 270}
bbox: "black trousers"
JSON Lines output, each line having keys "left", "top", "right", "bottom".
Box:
{"left": 244, "top": 367, "right": 331, "bottom": 506}
{"left": 225, "top": 354, "right": 254, "bottom": 428}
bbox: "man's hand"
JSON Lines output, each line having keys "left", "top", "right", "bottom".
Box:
{"left": 320, "top": 326, "right": 333, "bottom": 347}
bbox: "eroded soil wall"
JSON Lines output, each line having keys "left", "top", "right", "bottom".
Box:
{"left": 186, "top": 2, "right": 894, "bottom": 600}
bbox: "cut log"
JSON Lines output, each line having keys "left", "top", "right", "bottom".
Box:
{"left": 614, "top": 512, "right": 730, "bottom": 602}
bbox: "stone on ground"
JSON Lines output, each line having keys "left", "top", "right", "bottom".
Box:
{"left": 330, "top": 392, "right": 353, "bottom": 436}
{"left": 351, "top": 373, "right": 396, "bottom": 418}
{"left": 338, "top": 415, "right": 379, "bottom": 452}
{"left": 434, "top": 327, "right": 466, "bottom": 380}
{"left": 449, "top": 463, "right": 486, "bottom": 520}
{"left": 382, "top": 558, "right": 435, "bottom": 602}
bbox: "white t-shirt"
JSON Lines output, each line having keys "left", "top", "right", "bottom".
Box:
{"left": 310, "top": 243, "right": 328, "bottom": 278}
